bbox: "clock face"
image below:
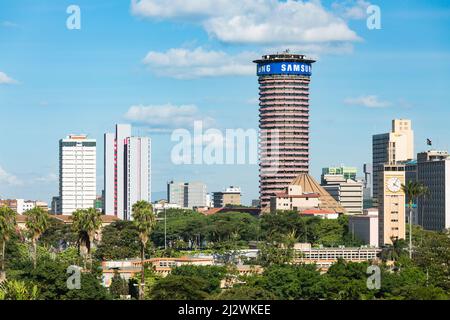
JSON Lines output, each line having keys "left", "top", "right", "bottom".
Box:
{"left": 387, "top": 177, "right": 402, "bottom": 193}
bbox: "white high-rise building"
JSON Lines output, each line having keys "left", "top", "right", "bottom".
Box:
{"left": 59, "top": 134, "right": 97, "bottom": 215}
{"left": 104, "top": 124, "right": 151, "bottom": 220}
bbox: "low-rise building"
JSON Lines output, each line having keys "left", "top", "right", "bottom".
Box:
{"left": 152, "top": 201, "right": 182, "bottom": 214}
{"left": 322, "top": 175, "right": 364, "bottom": 215}
{"left": 251, "top": 199, "right": 261, "bottom": 208}
{"left": 300, "top": 209, "right": 341, "bottom": 220}
{"left": 348, "top": 208, "right": 379, "bottom": 247}
{"left": 213, "top": 187, "right": 242, "bottom": 208}
{"left": 271, "top": 185, "right": 320, "bottom": 212}
{"left": 321, "top": 166, "right": 358, "bottom": 184}
{"left": 294, "top": 243, "right": 381, "bottom": 271}
{"left": 102, "top": 256, "right": 215, "bottom": 286}
{"left": 201, "top": 207, "right": 261, "bottom": 216}
{"left": 0, "top": 199, "right": 49, "bottom": 214}
{"left": 270, "top": 173, "right": 346, "bottom": 215}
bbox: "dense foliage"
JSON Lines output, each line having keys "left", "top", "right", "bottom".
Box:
{"left": 2, "top": 206, "right": 450, "bottom": 300}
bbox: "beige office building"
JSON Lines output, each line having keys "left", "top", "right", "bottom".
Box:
{"left": 322, "top": 174, "right": 363, "bottom": 215}
{"left": 378, "top": 164, "right": 406, "bottom": 246}
{"left": 213, "top": 187, "right": 242, "bottom": 208}
{"left": 373, "top": 119, "right": 414, "bottom": 207}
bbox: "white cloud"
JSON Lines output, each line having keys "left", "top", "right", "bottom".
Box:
{"left": 34, "top": 173, "right": 58, "bottom": 183}
{"left": 1, "top": 21, "right": 19, "bottom": 28}
{"left": 143, "top": 47, "right": 255, "bottom": 79}
{"left": 344, "top": 95, "right": 392, "bottom": 108}
{"left": 124, "top": 104, "right": 215, "bottom": 131}
{"left": 131, "top": 0, "right": 360, "bottom": 45}
{"left": 246, "top": 97, "right": 260, "bottom": 105}
{"left": 332, "top": 0, "right": 372, "bottom": 20}
{"left": 0, "top": 71, "right": 18, "bottom": 85}
{"left": 0, "top": 166, "right": 23, "bottom": 186}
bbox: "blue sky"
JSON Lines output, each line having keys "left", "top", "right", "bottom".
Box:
{"left": 0, "top": 0, "right": 450, "bottom": 205}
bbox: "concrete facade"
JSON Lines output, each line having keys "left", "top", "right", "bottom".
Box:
{"left": 417, "top": 151, "right": 450, "bottom": 231}
{"left": 378, "top": 164, "right": 406, "bottom": 246}
{"left": 254, "top": 53, "right": 316, "bottom": 211}
{"left": 349, "top": 208, "right": 379, "bottom": 247}
{"left": 322, "top": 174, "right": 363, "bottom": 215}
{"left": 213, "top": 187, "right": 242, "bottom": 208}
{"left": 104, "top": 125, "right": 151, "bottom": 220}
{"left": 270, "top": 184, "right": 320, "bottom": 213}
{"left": 59, "top": 134, "right": 96, "bottom": 215}
{"left": 373, "top": 119, "right": 414, "bottom": 207}
{"left": 167, "top": 181, "right": 207, "bottom": 209}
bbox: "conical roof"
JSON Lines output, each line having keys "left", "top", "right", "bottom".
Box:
{"left": 290, "top": 173, "right": 346, "bottom": 214}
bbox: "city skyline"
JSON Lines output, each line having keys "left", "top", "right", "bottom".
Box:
{"left": 1, "top": 0, "right": 450, "bottom": 205}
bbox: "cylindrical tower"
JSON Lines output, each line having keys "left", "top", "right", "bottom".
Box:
{"left": 253, "top": 53, "right": 316, "bottom": 212}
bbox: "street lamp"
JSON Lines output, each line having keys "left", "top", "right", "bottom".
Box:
{"left": 156, "top": 202, "right": 168, "bottom": 250}
{"left": 164, "top": 205, "right": 167, "bottom": 250}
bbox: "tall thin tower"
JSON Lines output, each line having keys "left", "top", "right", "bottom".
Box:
{"left": 104, "top": 124, "right": 151, "bottom": 220}
{"left": 254, "top": 52, "right": 316, "bottom": 212}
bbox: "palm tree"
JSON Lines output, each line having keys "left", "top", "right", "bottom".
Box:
{"left": 402, "top": 181, "right": 429, "bottom": 259}
{"left": 0, "top": 206, "right": 16, "bottom": 281}
{"left": 72, "top": 208, "right": 102, "bottom": 269}
{"left": 0, "top": 280, "right": 39, "bottom": 300}
{"left": 24, "top": 207, "right": 49, "bottom": 269}
{"left": 283, "top": 230, "right": 298, "bottom": 263}
{"left": 381, "top": 237, "right": 407, "bottom": 263}
{"left": 132, "top": 201, "right": 156, "bottom": 300}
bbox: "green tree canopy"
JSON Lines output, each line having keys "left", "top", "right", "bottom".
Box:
{"left": 0, "top": 205, "right": 16, "bottom": 280}
{"left": 24, "top": 207, "right": 49, "bottom": 268}
{"left": 214, "top": 285, "right": 277, "bottom": 300}
{"left": 171, "top": 265, "right": 227, "bottom": 294}
{"left": 109, "top": 271, "right": 129, "bottom": 299}
{"left": 95, "top": 220, "right": 141, "bottom": 261}
{"left": 148, "top": 275, "right": 209, "bottom": 300}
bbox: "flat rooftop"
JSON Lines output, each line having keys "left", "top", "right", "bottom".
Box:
{"left": 253, "top": 52, "right": 316, "bottom": 64}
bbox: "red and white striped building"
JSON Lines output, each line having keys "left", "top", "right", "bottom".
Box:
{"left": 254, "top": 53, "right": 316, "bottom": 211}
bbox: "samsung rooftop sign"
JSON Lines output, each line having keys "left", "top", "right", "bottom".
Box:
{"left": 257, "top": 62, "right": 312, "bottom": 76}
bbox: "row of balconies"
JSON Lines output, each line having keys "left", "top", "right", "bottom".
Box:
{"left": 260, "top": 126, "right": 309, "bottom": 131}
{"left": 260, "top": 113, "right": 309, "bottom": 119}
{"left": 259, "top": 110, "right": 309, "bottom": 115}
{"left": 259, "top": 91, "right": 309, "bottom": 96}
{"left": 260, "top": 146, "right": 309, "bottom": 151}
{"left": 259, "top": 79, "right": 310, "bottom": 84}
{"left": 259, "top": 100, "right": 309, "bottom": 105}
{"left": 260, "top": 120, "right": 309, "bottom": 126}
{"left": 260, "top": 132, "right": 309, "bottom": 136}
